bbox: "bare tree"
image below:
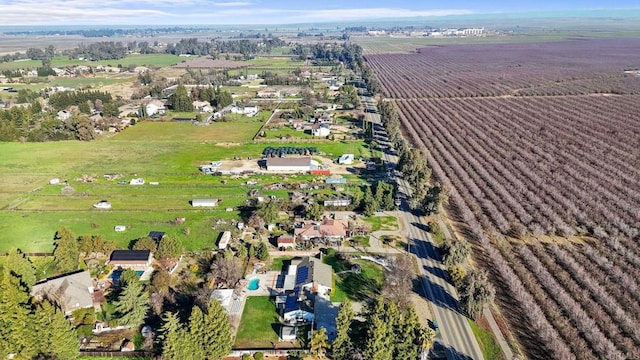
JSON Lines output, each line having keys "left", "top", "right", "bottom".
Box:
{"left": 207, "top": 257, "right": 243, "bottom": 288}
{"left": 383, "top": 254, "right": 415, "bottom": 309}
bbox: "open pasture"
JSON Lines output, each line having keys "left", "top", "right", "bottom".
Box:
{"left": 369, "top": 38, "right": 640, "bottom": 359}
{"left": 0, "top": 117, "right": 370, "bottom": 252}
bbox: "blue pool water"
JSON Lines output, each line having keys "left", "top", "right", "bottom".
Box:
{"left": 135, "top": 270, "right": 144, "bottom": 276}
{"left": 248, "top": 278, "right": 260, "bottom": 291}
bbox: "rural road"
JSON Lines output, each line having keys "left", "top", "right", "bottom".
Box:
{"left": 364, "top": 95, "right": 484, "bottom": 360}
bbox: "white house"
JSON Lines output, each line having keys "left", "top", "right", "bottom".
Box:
{"left": 265, "top": 157, "right": 319, "bottom": 172}
{"left": 142, "top": 100, "right": 166, "bottom": 116}
{"left": 312, "top": 124, "right": 331, "bottom": 137}
{"left": 230, "top": 105, "right": 259, "bottom": 117}
{"left": 338, "top": 154, "right": 354, "bottom": 165}
{"left": 191, "top": 198, "right": 219, "bottom": 207}
{"left": 49, "top": 178, "right": 61, "bottom": 185}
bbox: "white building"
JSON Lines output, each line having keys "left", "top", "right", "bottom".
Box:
{"left": 192, "top": 199, "right": 219, "bottom": 207}
{"left": 338, "top": 154, "right": 354, "bottom": 165}
{"left": 230, "top": 105, "right": 259, "bottom": 117}
{"left": 313, "top": 124, "right": 331, "bottom": 137}
{"left": 129, "top": 178, "right": 145, "bottom": 185}
{"left": 265, "top": 157, "right": 319, "bottom": 172}
{"left": 218, "top": 231, "right": 231, "bottom": 250}
{"left": 93, "top": 200, "right": 112, "bottom": 209}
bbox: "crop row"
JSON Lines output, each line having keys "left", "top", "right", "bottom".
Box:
{"left": 394, "top": 96, "right": 640, "bottom": 358}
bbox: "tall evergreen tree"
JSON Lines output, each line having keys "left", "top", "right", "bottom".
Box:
{"left": 362, "top": 298, "right": 393, "bottom": 360}
{"left": 53, "top": 227, "right": 79, "bottom": 273}
{"left": 160, "top": 312, "right": 182, "bottom": 359}
{"left": 114, "top": 280, "right": 149, "bottom": 328}
{"left": 331, "top": 299, "right": 354, "bottom": 360}
{"left": 310, "top": 327, "right": 329, "bottom": 358}
{"left": 35, "top": 301, "right": 79, "bottom": 360}
{"left": 0, "top": 271, "right": 37, "bottom": 359}
{"left": 202, "top": 300, "right": 232, "bottom": 359}
{"left": 5, "top": 248, "right": 36, "bottom": 288}
{"left": 170, "top": 85, "right": 193, "bottom": 112}
{"left": 185, "top": 306, "right": 206, "bottom": 360}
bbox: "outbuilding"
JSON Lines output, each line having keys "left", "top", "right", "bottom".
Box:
{"left": 191, "top": 199, "right": 219, "bottom": 207}
{"left": 266, "top": 157, "right": 319, "bottom": 172}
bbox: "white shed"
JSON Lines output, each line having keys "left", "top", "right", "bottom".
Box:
{"left": 338, "top": 154, "right": 354, "bottom": 165}
{"left": 191, "top": 199, "right": 219, "bottom": 207}
{"left": 218, "top": 231, "right": 231, "bottom": 250}
{"left": 130, "top": 178, "right": 145, "bottom": 185}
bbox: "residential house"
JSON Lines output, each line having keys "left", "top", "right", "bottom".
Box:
{"left": 280, "top": 289, "right": 315, "bottom": 323}
{"left": 193, "top": 101, "right": 212, "bottom": 113}
{"left": 312, "top": 123, "right": 331, "bottom": 137}
{"left": 142, "top": 100, "right": 166, "bottom": 116}
{"left": 230, "top": 105, "right": 259, "bottom": 117}
{"left": 291, "top": 257, "right": 333, "bottom": 298}
{"left": 108, "top": 250, "right": 153, "bottom": 270}
{"left": 277, "top": 235, "right": 295, "bottom": 250}
{"left": 31, "top": 270, "right": 95, "bottom": 315}
{"left": 294, "top": 218, "right": 349, "bottom": 245}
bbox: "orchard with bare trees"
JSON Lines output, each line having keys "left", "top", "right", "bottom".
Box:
{"left": 367, "top": 38, "right": 640, "bottom": 359}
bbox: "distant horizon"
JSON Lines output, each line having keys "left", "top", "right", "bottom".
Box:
{"left": 1, "top": 1, "right": 640, "bottom": 27}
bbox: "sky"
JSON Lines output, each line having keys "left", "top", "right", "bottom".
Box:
{"left": 1, "top": 0, "right": 640, "bottom": 25}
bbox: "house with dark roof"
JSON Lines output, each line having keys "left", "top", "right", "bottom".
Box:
{"left": 108, "top": 250, "right": 153, "bottom": 270}
{"left": 279, "top": 288, "right": 315, "bottom": 323}
{"left": 291, "top": 257, "right": 333, "bottom": 298}
{"left": 31, "top": 270, "right": 95, "bottom": 315}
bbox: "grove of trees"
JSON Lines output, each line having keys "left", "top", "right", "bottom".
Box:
{"left": 368, "top": 38, "right": 640, "bottom": 359}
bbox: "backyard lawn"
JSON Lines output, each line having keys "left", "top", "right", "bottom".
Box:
{"left": 234, "top": 296, "right": 280, "bottom": 348}
{"left": 323, "top": 252, "right": 385, "bottom": 302}
{"left": 364, "top": 216, "right": 399, "bottom": 231}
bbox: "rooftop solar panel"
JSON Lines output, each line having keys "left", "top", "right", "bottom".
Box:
{"left": 296, "top": 266, "right": 309, "bottom": 285}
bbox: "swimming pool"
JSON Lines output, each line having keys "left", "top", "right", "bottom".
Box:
{"left": 247, "top": 278, "right": 260, "bottom": 291}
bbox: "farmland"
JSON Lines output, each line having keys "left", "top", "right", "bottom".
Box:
{"left": 0, "top": 118, "right": 371, "bottom": 252}
{"left": 368, "top": 38, "right": 640, "bottom": 359}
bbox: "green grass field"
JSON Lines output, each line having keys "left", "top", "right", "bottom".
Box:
{"left": 234, "top": 296, "right": 280, "bottom": 348}
{"left": 0, "top": 54, "right": 185, "bottom": 71}
{"left": 324, "top": 254, "right": 385, "bottom": 302}
{"left": 468, "top": 319, "right": 506, "bottom": 360}
{"left": 0, "top": 113, "right": 370, "bottom": 252}
{"left": 364, "top": 216, "right": 399, "bottom": 231}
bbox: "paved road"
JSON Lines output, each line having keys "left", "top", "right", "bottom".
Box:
{"left": 363, "top": 96, "right": 484, "bottom": 360}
